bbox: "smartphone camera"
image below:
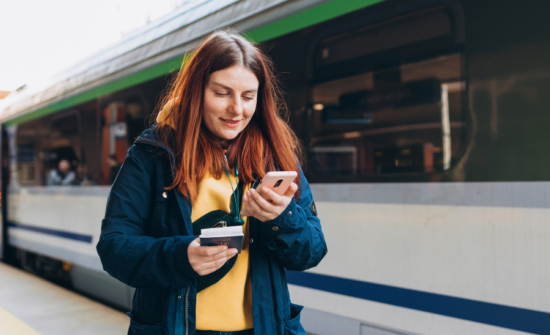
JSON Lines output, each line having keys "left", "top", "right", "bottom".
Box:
{"left": 274, "top": 179, "right": 283, "bottom": 188}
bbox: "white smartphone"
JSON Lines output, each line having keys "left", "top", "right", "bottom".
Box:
{"left": 255, "top": 171, "right": 298, "bottom": 196}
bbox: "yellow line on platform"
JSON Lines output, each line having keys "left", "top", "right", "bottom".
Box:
{"left": 0, "top": 307, "right": 42, "bottom": 335}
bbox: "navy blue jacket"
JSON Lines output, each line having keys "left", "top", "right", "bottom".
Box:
{"left": 96, "top": 126, "right": 327, "bottom": 335}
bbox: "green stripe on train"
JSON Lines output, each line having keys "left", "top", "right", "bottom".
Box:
{"left": 5, "top": 0, "right": 384, "bottom": 127}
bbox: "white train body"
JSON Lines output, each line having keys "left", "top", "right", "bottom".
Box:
{"left": 6, "top": 182, "right": 549, "bottom": 334}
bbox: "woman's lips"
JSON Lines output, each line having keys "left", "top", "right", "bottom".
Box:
{"left": 220, "top": 118, "right": 240, "bottom": 128}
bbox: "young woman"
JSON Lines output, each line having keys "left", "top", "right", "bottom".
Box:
{"left": 97, "top": 30, "right": 327, "bottom": 335}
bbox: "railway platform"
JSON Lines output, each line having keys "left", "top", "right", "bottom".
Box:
{"left": 0, "top": 262, "right": 128, "bottom": 335}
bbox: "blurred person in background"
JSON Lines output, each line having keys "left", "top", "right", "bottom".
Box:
{"left": 47, "top": 158, "right": 75, "bottom": 186}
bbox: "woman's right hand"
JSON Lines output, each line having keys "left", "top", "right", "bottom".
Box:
{"left": 187, "top": 238, "right": 238, "bottom": 276}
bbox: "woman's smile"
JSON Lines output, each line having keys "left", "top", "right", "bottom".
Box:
{"left": 220, "top": 118, "right": 241, "bottom": 128}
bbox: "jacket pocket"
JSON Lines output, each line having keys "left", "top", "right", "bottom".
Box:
{"left": 127, "top": 312, "right": 164, "bottom": 335}
{"left": 284, "top": 303, "right": 306, "bottom": 335}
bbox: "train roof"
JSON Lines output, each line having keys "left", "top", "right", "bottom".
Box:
{"left": 0, "top": 0, "right": 341, "bottom": 125}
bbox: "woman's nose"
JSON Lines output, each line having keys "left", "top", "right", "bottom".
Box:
{"left": 228, "top": 96, "right": 243, "bottom": 115}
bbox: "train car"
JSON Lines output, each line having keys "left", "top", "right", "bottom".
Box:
{"left": 1, "top": 0, "right": 549, "bottom": 334}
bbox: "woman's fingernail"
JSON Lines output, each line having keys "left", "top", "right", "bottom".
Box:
{"left": 263, "top": 187, "right": 268, "bottom": 193}
{"left": 232, "top": 249, "right": 238, "bottom": 255}
{"left": 223, "top": 246, "right": 228, "bottom": 251}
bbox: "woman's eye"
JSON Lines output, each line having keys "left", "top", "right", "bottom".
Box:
{"left": 243, "top": 96, "right": 254, "bottom": 101}
{"left": 215, "top": 92, "right": 228, "bottom": 97}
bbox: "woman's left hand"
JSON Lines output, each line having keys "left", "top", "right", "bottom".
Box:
{"left": 241, "top": 182, "right": 298, "bottom": 222}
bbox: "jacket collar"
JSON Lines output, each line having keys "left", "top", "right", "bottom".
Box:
{"left": 135, "top": 125, "right": 178, "bottom": 169}
{"left": 134, "top": 125, "right": 163, "bottom": 147}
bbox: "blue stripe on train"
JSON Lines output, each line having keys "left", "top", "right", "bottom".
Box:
{"left": 7, "top": 222, "right": 93, "bottom": 243}
{"left": 286, "top": 271, "right": 550, "bottom": 335}
{"left": 8, "top": 221, "right": 549, "bottom": 333}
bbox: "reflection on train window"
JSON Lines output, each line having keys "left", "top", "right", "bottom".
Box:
{"left": 309, "top": 54, "right": 464, "bottom": 176}
{"left": 100, "top": 94, "right": 148, "bottom": 184}
{"left": 13, "top": 92, "right": 149, "bottom": 186}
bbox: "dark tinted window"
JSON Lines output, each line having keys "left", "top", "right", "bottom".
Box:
{"left": 306, "top": 5, "right": 464, "bottom": 181}
{"left": 308, "top": 54, "right": 464, "bottom": 178}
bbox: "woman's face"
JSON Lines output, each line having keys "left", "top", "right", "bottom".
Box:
{"left": 203, "top": 65, "right": 259, "bottom": 143}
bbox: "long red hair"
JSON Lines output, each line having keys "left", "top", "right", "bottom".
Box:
{"left": 155, "top": 30, "right": 303, "bottom": 202}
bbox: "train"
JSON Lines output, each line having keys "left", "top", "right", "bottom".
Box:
{"left": 1, "top": 0, "right": 550, "bottom": 334}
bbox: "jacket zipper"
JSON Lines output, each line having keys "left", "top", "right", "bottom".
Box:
{"left": 185, "top": 286, "right": 190, "bottom": 335}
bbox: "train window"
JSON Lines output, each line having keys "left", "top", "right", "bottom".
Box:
{"left": 13, "top": 107, "right": 102, "bottom": 187}
{"left": 308, "top": 53, "right": 464, "bottom": 179}
{"left": 306, "top": 4, "right": 464, "bottom": 181}
{"left": 10, "top": 88, "right": 151, "bottom": 188}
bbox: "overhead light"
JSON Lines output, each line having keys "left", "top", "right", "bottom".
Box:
{"left": 313, "top": 104, "right": 324, "bottom": 111}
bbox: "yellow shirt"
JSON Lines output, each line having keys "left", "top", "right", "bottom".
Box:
{"left": 192, "top": 170, "right": 253, "bottom": 331}
{"left": 157, "top": 102, "right": 252, "bottom": 330}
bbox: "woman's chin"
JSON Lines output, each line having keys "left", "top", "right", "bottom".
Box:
{"left": 216, "top": 130, "right": 241, "bottom": 141}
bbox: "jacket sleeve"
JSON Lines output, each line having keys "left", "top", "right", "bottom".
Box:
{"left": 258, "top": 165, "right": 327, "bottom": 271}
{"left": 96, "top": 144, "right": 198, "bottom": 290}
